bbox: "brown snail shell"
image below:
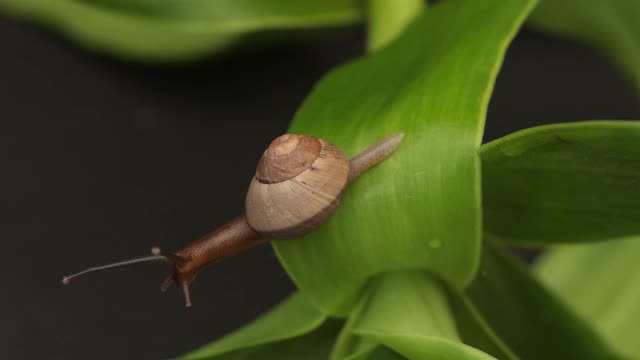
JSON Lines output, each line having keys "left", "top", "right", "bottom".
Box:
{"left": 245, "top": 134, "right": 350, "bottom": 239}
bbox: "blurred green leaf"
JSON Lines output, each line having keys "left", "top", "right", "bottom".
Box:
{"left": 179, "top": 292, "right": 333, "bottom": 360}
{"left": 482, "top": 121, "right": 640, "bottom": 245}
{"left": 466, "top": 242, "right": 619, "bottom": 359}
{"left": 348, "top": 347, "right": 406, "bottom": 360}
{"left": 447, "top": 292, "right": 519, "bottom": 360}
{"left": 536, "top": 236, "right": 640, "bottom": 359}
{"left": 274, "top": 0, "right": 537, "bottom": 315}
{"left": 366, "top": 0, "right": 424, "bottom": 52}
{"left": 0, "top": 0, "right": 361, "bottom": 61}
{"left": 193, "top": 320, "right": 342, "bottom": 360}
{"left": 528, "top": 0, "right": 640, "bottom": 91}
{"left": 347, "top": 271, "right": 496, "bottom": 360}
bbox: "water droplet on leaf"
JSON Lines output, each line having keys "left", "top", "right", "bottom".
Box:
{"left": 428, "top": 237, "right": 442, "bottom": 249}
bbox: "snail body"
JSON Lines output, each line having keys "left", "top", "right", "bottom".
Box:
{"left": 63, "top": 132, "right": 404, "bottom": 307}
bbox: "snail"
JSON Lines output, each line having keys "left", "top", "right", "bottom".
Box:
{"left": 63, "top": 132, "right": 404, "bottom": 307}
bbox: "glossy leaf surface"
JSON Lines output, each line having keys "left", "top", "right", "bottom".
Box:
{"left": 274, "top": 0, "right": 537, "bottom": 315}
{"left": 0, "top": 0, "right": 361, "bottom": 61}
{"left": 466, "top": 242, "right": 618, "bottom": 359}
{"left": 528, "top": 0, "right": 640, "bottom": 91}
{"left": 482, "top": 121, "right": 640, "bottom": 245}
{"left": 536, "top": 237, "right": 640, "bottom": 359}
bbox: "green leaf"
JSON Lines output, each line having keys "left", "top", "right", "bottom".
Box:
{"left": 536, "top": 236, "right": 640, "bottom": 359}
{"left": 366, "top": 0, "right": 424, "bottom": 52}
{"left": 330, "top": 284, "right": 380, "bottom": 360}
{"left": 0, "top": 0, "right": 361, "bottom": 61}
{"left": 466, "top": 242, "right": 619, "bottom": 359}
{"left": 364, "top": 336, "right": 494, "bottom": 360}
{"left": 344, "top": 346, "right": 406, "bottom": 360}
{"left": 274, "top": 0, "right": 537, "bottom": 315}
{"left": 347, "top": 271, "right": 496, "bottom": 360}
{"left": 482, "top": 121, "right": 640, "bottom": 245}
{"left": 528, "top": 0, "right": 640, "bottom": 92}
{"left": 187, "top": 320, "right": 342, "bottom": 360}
{"left": 447, "top": 292, "right": 519, "bottom": 360}
{"left": 178, "top": 292, "right": 331, "bottom": 360}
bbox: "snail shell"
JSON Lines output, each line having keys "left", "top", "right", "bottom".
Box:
{"left": 245, "top": 134, "right": 350, "bottom": 239}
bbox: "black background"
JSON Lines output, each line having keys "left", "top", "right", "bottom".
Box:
{"left": 1, "top": 13, "right": 639, "bottom": 360}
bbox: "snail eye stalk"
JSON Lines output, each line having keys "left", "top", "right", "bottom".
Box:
{"left": 62, "top": 247, "right": 186, "bottom": 285}
{"left": 181, "top": 281, "right": 193, "bottom": 308}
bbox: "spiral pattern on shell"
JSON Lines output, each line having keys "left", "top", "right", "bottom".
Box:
{"left": 245, "top": 134, "right": 350, "bottom": 239}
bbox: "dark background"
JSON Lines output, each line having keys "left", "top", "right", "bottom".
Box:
{"left": 1, "top": 14, "right": 639, "bottom": 360}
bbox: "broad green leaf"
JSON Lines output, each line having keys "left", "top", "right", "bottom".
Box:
{"left": 356, "top": 272, "right": 459, "bottom": 341}
{"left": 349, "top": 271, "right": 495, "bottom": 360}
{"left": 179, "top": 292, "right": 331, "bottom": 360}
{"left": 274, "top": 0, "right": 537, "bottom": 315}
{"left": 536, "top": 236, "right": 640, "bottom": 359}
{"left": 466, "top": 242, "right": 619, "bottom": 359}
{"left": 482, "top": 121, "right": 640, "bottom": 245}
{"left": 528, "top": 0, "right": 640, "bottom": 91}
{"left": 0, "top": 0, "right": 361, "bottom": 61}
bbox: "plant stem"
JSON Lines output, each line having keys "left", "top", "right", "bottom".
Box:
{"left": 367, "top": 0, "right": 425, "bottom": 52}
